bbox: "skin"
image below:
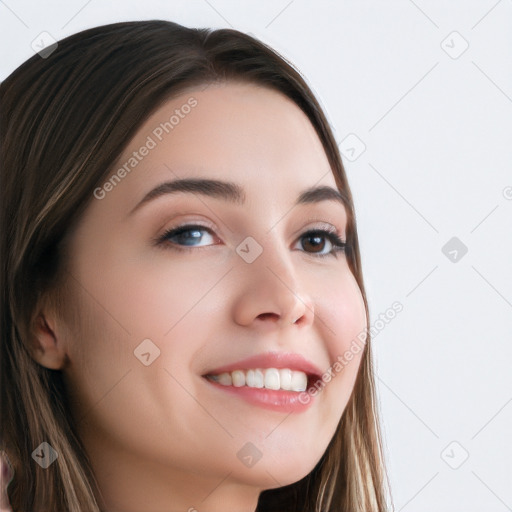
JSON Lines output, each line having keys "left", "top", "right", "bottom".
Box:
{"left": 30, "top": 81, "right": 367, "bottom": 512}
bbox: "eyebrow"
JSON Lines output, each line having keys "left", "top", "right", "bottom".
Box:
{"left": 128, "top": 178, "right": 349, "bottom": 217}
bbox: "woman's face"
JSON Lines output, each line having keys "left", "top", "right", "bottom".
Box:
{"left": 51, "top": 81, "right": 367, "bottom": 510}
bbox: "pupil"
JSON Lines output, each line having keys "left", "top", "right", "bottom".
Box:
{"left": 179, "top": 229, "right": 201, "bottom": 245}
{"left": 305, "top": 235, "right": 323, "bottom": 252}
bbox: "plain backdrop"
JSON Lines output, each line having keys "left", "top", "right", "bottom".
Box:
{"left": 1, "top": 1, "right": 511, "bottom": 511}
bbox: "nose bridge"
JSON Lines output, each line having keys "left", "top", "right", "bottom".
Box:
{"left": 259, "top": 227, "right": 295, "bottom": 278}
{"left": 233, "top": 229, "right": 314, "bottom": 327}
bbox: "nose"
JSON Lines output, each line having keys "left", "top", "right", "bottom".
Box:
{"left": 231, "top": 237, "right": 315, "bottom": 330}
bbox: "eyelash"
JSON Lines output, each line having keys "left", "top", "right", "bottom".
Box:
{"left": 155, "top": 223, "right": 348, "bottom": 259}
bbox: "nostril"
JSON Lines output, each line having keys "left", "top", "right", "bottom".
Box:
{"left": 257, "top": 313, "right": 279, "bottom": 321}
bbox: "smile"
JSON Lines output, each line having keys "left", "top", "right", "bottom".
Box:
{"left": 202, "top": 351, "right": 323, "bottom": 412}
{"left": 206, "top": 368, "right": 308, "bottom": 392}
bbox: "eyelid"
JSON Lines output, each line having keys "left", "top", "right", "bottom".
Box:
{"left": 155, "top": 215, "right": 219, "bottom": 235}
{"left": 298, "top": 217, "right": 346, "bottom": 237}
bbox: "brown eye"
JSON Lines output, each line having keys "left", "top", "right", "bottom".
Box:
{"left": 297, "top": 229, "right": 347, "bottom": 259}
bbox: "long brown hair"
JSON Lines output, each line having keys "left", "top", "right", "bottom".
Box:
{"left": 0, "top": 20, "right": 393, "bottom": 511}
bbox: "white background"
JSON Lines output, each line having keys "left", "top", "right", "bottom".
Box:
{"left": 1, "top": 1, "right": 511, "bottom": 511}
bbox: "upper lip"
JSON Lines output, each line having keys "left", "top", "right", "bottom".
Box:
{"left": 203, "top": 351, "right": 323, "bottom": 378}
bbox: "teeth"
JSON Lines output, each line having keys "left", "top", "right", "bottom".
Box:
{"left": 264, "top": 368, "right": 280, "bottom": 390}
{"left": 231, "top": 370, "right": 246, "bottom": 387}
{"left": 208, "top": 368, "right": 308, "bottom": 392}
{"left": 246, "top": 369, "right": 256, "bottom": 387}
{"left": 290, "top": 370, "right": 307, "bottom": 392}
{"left": 216, "top": 372, "right": 232, "bottom": 386}
{"left": 279, "top": 368, "right": 292, "bottom": 390}
{"left": 253, "top": 369, "right": 264, "bottom": 388}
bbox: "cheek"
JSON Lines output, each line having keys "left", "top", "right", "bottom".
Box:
{"left": 62, "top": 275, "right": 217, "bottom": 468}
{"left": 313, "top": 271, "right": 367, "bottom": 415}
{"left": 99, "top": 251, "right": 224, "bottom": 337}
{"left": 63, "top": 253, "right": 221, "bottom": 418}
{"left": 321, "top": 271, "right": 367, "bottom": 358}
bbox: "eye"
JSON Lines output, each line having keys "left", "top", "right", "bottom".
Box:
{"left": 155, "top": 223, "right": 347, "bottom": 258}
{"left": 296, "top": 227, "right": 347, "bottom": 258}
{"left": 156, "top": 223, "right": 219, "bottom": 249}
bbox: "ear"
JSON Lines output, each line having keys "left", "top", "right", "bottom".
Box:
{"left": 29, "top": 303, "right": 69, "bottom": 370}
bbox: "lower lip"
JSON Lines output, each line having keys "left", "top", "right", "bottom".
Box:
{"left": 203, "top": 377, "right": 315, "bottom": 413}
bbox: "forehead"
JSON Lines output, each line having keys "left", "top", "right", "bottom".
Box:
{"left": 103, "top": 81, "right": 341, "bottom": 218}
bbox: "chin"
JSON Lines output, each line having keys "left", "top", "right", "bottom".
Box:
{"left": 229, "top": 450, "right": 323, "bottom": 490}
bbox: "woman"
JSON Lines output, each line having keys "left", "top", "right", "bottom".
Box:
{"left": 0, "top": 20, "right": 393, "bottom": 511}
